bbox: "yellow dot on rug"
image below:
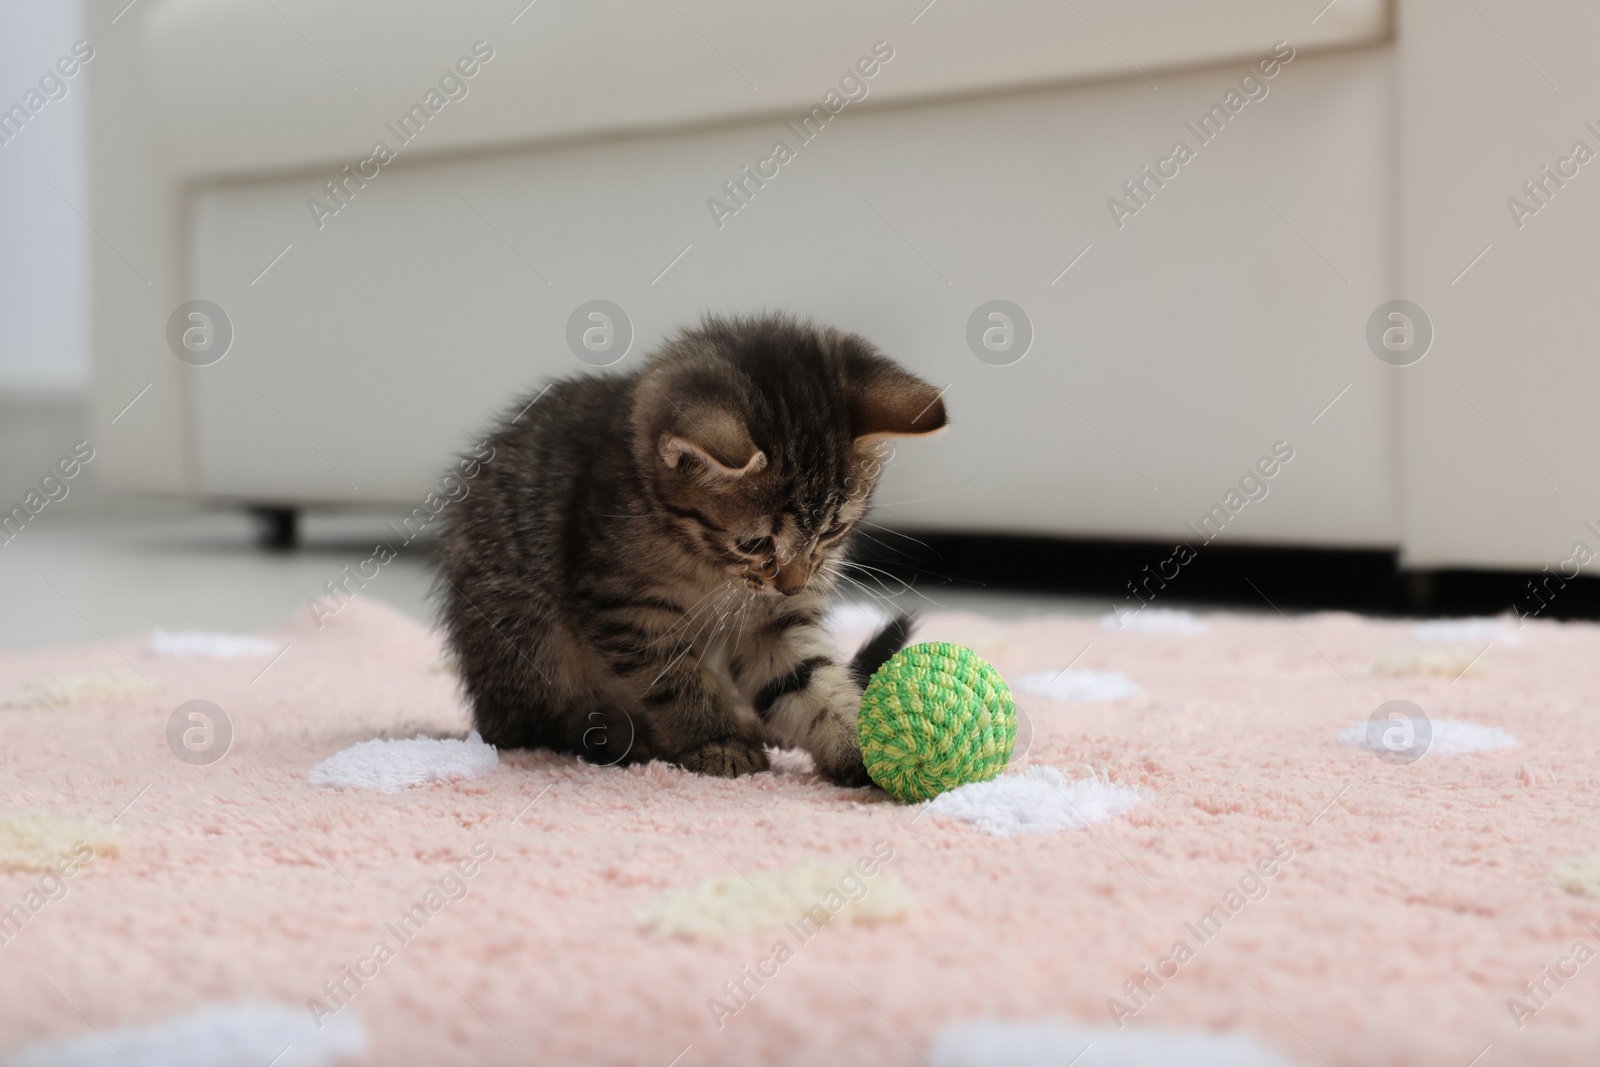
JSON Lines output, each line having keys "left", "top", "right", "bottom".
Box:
{"left": 637, "top": 860, "right": 912, "bottom": 939}
{"left": 1552, "top": 853, "right": 1600, "bottom": 898}
{"left": 1, "top": 669, "right": 156, "bottom": 709}
{"left": 0, "top": 811, "right": 122, "bottom": 872}
{"left": 1358, "top": 649, "right": 1486, "bottom": 679}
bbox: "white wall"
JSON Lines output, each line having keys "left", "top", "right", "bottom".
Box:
{"left": 187, "top": 47, "right": 1399, "bottom": 551}
{"left": 1396, "top": 0, "right": 1600, "bottom": 570}
{"left": 0, "top": 0, "right": 89, "bottom": 398}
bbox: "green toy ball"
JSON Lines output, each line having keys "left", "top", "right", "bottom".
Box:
{"left": 857, "top": 641, "right": 1016, "bottom": 802}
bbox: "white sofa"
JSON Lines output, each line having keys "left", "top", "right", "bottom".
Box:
{"left": 83, "top": 0, "right": 1600, "bottom": 571}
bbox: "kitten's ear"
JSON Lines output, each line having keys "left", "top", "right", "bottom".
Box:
{"left": 844, "top": 352, "right": 948, "bottom": 439}
{"left": 658, "top": 408, "right": 767, "bottom": 480}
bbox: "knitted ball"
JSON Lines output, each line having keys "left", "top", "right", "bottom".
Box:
{"left": 857, "top": 642, "right": 1016, "bottom": 802}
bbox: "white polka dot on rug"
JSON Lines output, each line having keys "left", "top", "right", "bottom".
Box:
{"left": 1337, "top": 719, "right": 1516, "bottom": 756}
{"left": 148, "top": 628, "right": 277, "bottom": 658}
{"left": 926, "top": 766, "right": 1141, "bottom": 836}
{"left": 5, "top": 1000, "right": 365, "bottom": 1067}
{"left": 1014, "top": 669, "right": 1141, "bottom": 702}
{"left": 1099, "top": 608, "right": 1208, "bottom": 634}
{"left": 308, "top": 732, "right": 498, "bottom": 793}
{"left": 929, "top": 1019, "right": 1297, "bottom": 1067}
{"left": 1413, "top": 617, "right": 1522, "bottom": 644}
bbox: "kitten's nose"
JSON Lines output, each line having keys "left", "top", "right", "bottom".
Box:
{"left": 774, "top": 563, "right": 810, "bottom": 596}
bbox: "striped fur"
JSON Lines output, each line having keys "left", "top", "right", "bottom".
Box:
{"left": 435, "top": 314, "right": 946, "bottom": 783}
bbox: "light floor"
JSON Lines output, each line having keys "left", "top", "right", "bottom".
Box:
{"left": 0, "top": 397, "right": 1180, "bottom": 651}
{"left": 0, "top": 509, "right": 1122, "bottom": 652}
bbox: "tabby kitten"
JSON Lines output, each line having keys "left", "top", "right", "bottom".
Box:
{"left": 435, "top": 314, "right": 946, "bottom": 783}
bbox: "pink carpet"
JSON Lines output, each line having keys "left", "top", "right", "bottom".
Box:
{"left": 2, "top": 598, "right": 1598, "bottom": 1065}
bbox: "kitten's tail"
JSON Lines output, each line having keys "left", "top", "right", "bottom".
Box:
{"left": 848, "top": 612, "right": 917, "bottom": 689}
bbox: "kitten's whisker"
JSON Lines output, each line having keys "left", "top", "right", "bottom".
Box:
{"left": 730, "top": 594, "right": 752, "bottom": 652}
{"left": 649, "top": 581, "right": 735, "bottom": 650}
{"left": 832, "top": 558, "right": 894, "bottom": 585}
{"left": 847, "top": 530, "right": 894, "bottom": 551}
{"left": 823, "top": 564, "right": 898, "bottom": 612}
{"left": 837, "top": 560, "right": 947, "bottom": 610}
{"left": 650, "top": 598, "right": 726, "bottom": 687}
{"left": 677, "top": 584, "right": 737, "bottom": 644}
{"left": 678, "top": 580, "right": 735, "bottom": 618}
{"left": 838, "top": 566, "right": 928, "bottom": 601}
{"left": 838, "top": 581, "right": 899, "bottom": 616}
{"left": 698, "top": 599, "right": 738, "bottom": 642}
{"left": 686, "top": 584, "right": 748, "bottom": 671}
{"left": 695, "top": 604, "right": 736, "bottom": 668}
{"left": 829, "top": 571, "right": 885, "bottom": 606}
{"left": 832, "top": 567, "right": 891, "bottom": 601}
{"left": 856, "top": 519, "right": 933, "bottom": 552}
{"left": 844, "top": 528, "right": 921, "bottom": 562}
{"left": 720, "top": 585, "right": 752, "bottom": 644}
{"left": 867, "top": 491, "right": 951, "bottom": 507}
{"left": 651, "top": 582, "right": 738, "bottom": 682}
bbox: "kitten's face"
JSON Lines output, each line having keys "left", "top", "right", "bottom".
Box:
{"left": 633, "top": 317, "right": 946, "bottom": 597}
{"left": 706, "top": 441, "right": 891, "bottom": 597}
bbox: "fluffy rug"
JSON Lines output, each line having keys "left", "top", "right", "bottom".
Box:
{"left": 1, "top": 597, "right": 1598, "bottom": 1066}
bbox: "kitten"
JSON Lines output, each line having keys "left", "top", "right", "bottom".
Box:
{"left": 436, "top": 314, "right": 946, "bottom": 783}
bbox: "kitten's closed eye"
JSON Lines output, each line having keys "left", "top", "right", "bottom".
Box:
{"left": 734, "top": 535, "right": 774, "bottom": 558}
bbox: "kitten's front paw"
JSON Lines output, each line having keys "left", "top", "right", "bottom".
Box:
{"left": 678, "top": 737, "right": 771, "bottom": 778}
{"left": 808, "top": 697, "right": 873, "bottom": 787}
{"left": 820, "top": 750, "right": 873, "bottom": 788}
